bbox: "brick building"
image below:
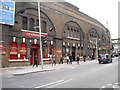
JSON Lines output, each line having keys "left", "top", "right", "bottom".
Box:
{"left": 1, "top": 2, "right": 112, "bottom": 67}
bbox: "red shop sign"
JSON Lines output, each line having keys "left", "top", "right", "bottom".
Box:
{"left": 21, "top": 30, "right": 47, "bottom": 37}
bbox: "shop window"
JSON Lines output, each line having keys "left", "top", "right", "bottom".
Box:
{"left": 10, "top": 42, "right": 18, "bottom": 60}
{"left": 41, "top": 21, "right": 46, "bottom": 33}
{"left": 22, "top": 16, "right": 27, "bottom": 30}
{"left": 29, "top": 18, "right": 34, "bottom": 31}
{"left": 20, "top": 43, "right": 27, "bottom": 59}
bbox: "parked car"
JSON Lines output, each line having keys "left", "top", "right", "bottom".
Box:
{"left": 98, "top": 54, "right": 112, "bottom": 64}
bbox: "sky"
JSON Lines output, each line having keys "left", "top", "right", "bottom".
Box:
{"left": 65, "top": 0, "right": 119, "bottom": 39}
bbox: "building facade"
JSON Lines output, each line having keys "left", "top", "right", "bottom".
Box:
{"left": 1, "top": 2, "right": 112, "bottom": 67}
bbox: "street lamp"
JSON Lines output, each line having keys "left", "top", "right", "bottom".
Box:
{"left": 38, "top": 0, "right": 43, "bottom": 69}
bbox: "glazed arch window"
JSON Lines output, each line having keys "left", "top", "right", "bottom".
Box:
{"left": 41, "top": 21, "right": 47, "bottom": 33}
{"left": 29, "top": 18, "right": 34, "bottom": 31}
{"left": 22, "top": 16, "right": 27, "bottom": 30}
{"left": 36, "top": 19, "right": 39, "bottom": 32}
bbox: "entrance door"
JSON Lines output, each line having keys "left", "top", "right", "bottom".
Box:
{"left": 72, "top": 47, "right": 76, "bottom": 61}
{"left": 30, "top": 44, "right": 39, "bottom": 65}
{"left": 30, "top": 49, "right": 38, "bottom": 65}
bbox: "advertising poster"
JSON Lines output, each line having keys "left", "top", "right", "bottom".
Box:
{"left": 0, "top": 0, "right": 15, "bottom": 25}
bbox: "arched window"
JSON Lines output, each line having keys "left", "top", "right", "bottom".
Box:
{"left": 29, "top": 18, "right": 34, "bottom": 31}
{"left": 36, "top": 19, "right": 39, "bottom": 32}
{"left": 22, "top": 16, "right": 27, "bottom": 30}
{"left": 41, "top": 21, "right": 46, "bottom": 33}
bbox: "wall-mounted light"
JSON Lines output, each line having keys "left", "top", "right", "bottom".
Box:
{"left": 23, "top": 38, "right": 25, "bottom": 43}
{"left": 34, "top": 39, "right": 37, "bottom": 44}
{"left": 30, "top": 40, "right": 32, "bottom": 43}
{"left": 50, "top": 28, "right": 53, "bottom": 31}
{"left": 13, "top": 37, "right": 16, "bottom": 42}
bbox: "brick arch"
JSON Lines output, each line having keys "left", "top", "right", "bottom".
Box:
{"left": 63, "top": 21, "right": 84, "bottom": 41}
{"left": 87, "top": 28, "right": 100, "bottom": 39}
{"left": 17, "top": 8, "right": 56, "bottom": 37}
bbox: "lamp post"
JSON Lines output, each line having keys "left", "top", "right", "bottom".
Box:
{"left": 38, "top": 0, "right": 43, "bottom": 69}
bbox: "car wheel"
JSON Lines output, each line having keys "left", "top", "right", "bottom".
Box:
{"left": 99, "top": 61, "right": 101, "bottom": 64}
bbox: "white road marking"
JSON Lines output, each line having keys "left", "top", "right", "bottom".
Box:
{"left": 101, "top": 86, "right": 106, "bottom": 88}
{"left": 107, "top": 84, "right": 113, "bottom": 86}
{"left": 47, "top": 78, "right": 73, "bottom": 88}
{"left": 113, "top": 84, "right": 119, "bottom": 88}
{"left": 35, "top": 80, "right": 64, "bottom": 88}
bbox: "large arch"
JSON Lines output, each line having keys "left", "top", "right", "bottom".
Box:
{"left": 63, "top": 21, "right": 84, "bottom": 41}
{"left": 87, "top": 28, "right": 100, "bottom": 40}
{"left": 16, "top": 8, "right": 56, "bottom": 37}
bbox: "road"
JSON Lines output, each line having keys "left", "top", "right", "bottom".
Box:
{"left": 2, "top": 57, "right": 119, "bottom": 89}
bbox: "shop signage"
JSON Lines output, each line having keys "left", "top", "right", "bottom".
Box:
{"left": 57, "top": 49, "right": 62, "bottom": 55}
{"left": 21, "top": 30, "right": 47, "bottom": 38}
{"left": 0, "top": 0, "right": 15, "bottom": 25}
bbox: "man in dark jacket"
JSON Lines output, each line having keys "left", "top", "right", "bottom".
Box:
{"left": 33, "top": 56, "right": 38, "bottom": 67}
{"left": 69, "top": 55, "right": 73, "bottom": 64}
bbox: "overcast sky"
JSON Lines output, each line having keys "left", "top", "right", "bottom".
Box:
{"left": 65, "top": 0, "right": 119, "bottom": 39}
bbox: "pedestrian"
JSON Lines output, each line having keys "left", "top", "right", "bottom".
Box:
{"left": 33, "top": 56, "right": 38, "bottom": 67}
{"left": 66, "top": 55, "right": 69, "bottom": 64}
{"left": 83, "top": 55, "right": 86, "bottom": 62}
{"left": 50, "top": 54, "right": 56, "bottom": 66}
{"left": 59, "top": 55, "right": 63, "bottom": 64}
{"left": 53, "top": 55, "right": 56, "bottom": 65}
{"left": 69, "top": 55, "right": 72, "bottom": 64}
{"left": 92, "top": 55, "right": 94, "bottom": 60}
{"left": 76, "top": 55, "right": 80, "bottom": 64}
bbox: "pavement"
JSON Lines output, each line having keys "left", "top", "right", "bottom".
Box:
{"left": 1, "top": 60, "right": 98, "bottom": 76}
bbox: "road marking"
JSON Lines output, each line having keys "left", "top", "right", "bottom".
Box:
{"left": 101, "top": 86, "right": 106, "bottom": 88}
{"left": 47, "top": 79, "right": 73, "bottom": 88}
{"left": 113, "top": 84, "right": 119, "bottom": 88}
{"left": 35, "top": 80, "right": 64, "bottom": 88}
{"left": 107, "top": 84, "right": 113, "bottom": 86}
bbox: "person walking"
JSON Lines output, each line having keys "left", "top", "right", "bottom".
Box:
{"left": 76, "top": 55, "right": 80, "bottom": 64}
{"left": 33, "top": 56, "right": 38, "bottom": 67}
{"left": 83, "top": 55, "right": 86, "bottom": 62}
{"left": 53, "top": 55, "right": 56, "bottom": 65}
{"left": 69, "top": 55, "right": 72, "bottom": 64}
{"left": 50, "top": 54, "right": 56, "bottom": 66}
{"left": 66, "top": 55, "right": 69, "bottom": 64}
{"left": 59, "top": 55, "right": 63, "bottom": 64}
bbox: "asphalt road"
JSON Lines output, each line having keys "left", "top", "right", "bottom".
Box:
{"left": 2, "top": 57, "right": 119, "bottom": 89}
